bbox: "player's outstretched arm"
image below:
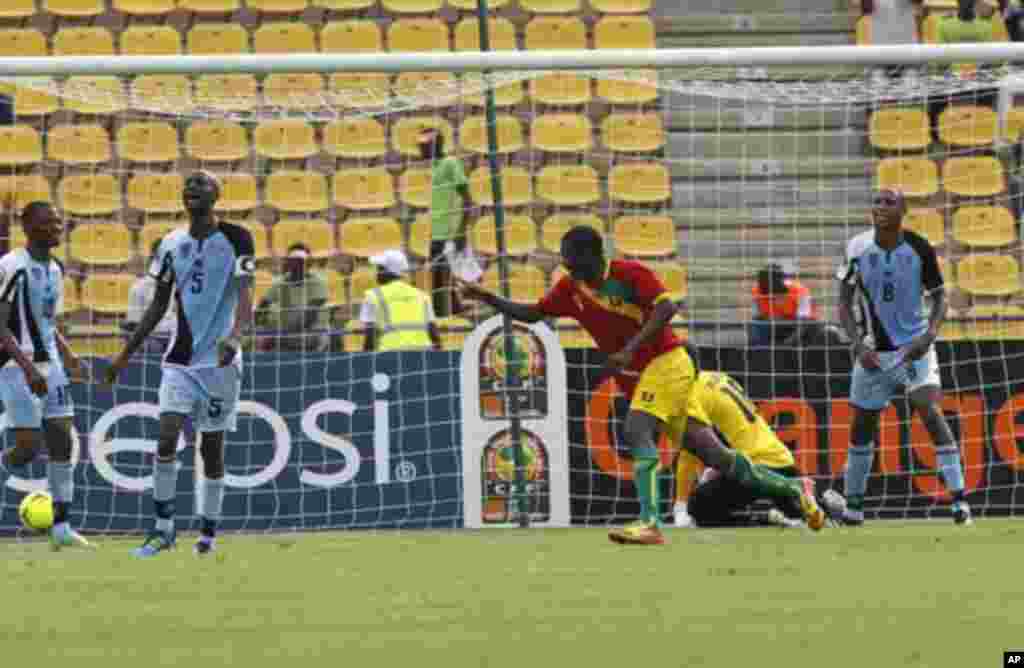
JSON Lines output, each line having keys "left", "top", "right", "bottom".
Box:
{"left": 456, "top": 278, "right": 546, "bottom": 323}
{"left": 104, "top": 280, "right": 173, "bottom": 384}
{"left": 607, "top": 298, "right": 676, "bottom": 370}
{"left": 0, "top": 301, "right": 46, "bottom": 396}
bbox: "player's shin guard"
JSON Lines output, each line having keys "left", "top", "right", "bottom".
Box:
{"left": 729, "top": 452, "right": 800, "bottom": 501}
{"left": 47, "top": 461, "right": 73, "bottom": 528}
{"left": 936, "top": 445, "right": 966, "bottom": 501}
{"left": 199, "top": 477, "right": 225, "bottom": 539}
{"left": 844, "top": 444, "right": 874, "bottom": 512}
{"left": 632, "top": 448, "right": 660, "bottom": 525}
{"left": 153, "top": 459, "right": 177, "bottom": 534}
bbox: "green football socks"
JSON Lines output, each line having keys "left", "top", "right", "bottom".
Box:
{"left": 633, "top": 447, "right": 661, "bottom": 525}
{"left": 730, "top": 451, "right": 801, "bottom": 501}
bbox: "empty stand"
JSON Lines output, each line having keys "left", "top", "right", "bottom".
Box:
{"left": 943, "top": 156, "right": 1005, "bottom": 197}
{"left": 394, "top": 72, "right": 456, "bottom": 107}
{"left": 63, "top": 76, "right": 127, "bottom": 115}
{"left": 324, "top": 118, "right": 387, "bottom": 159}
{"left": 609, "top": 163, "right": 671, "bottom": 205}
{"left": 254, "top": 23, "right": 317, "bottom": 54}
{"left": 0, "top": 175, "right": 52, "bottom": 211}
{"left": 398, "top": 168, "right": 432, "bottom": 208}
{"left": 10, "top": 80, "right": 59, "bottom": 117}
{"left": 81, "top": 274, "right": 135, "bottom": 315}
{"left": 532, "top": 113, "right": 593, "bottom": 153}
{"left": 525, "top": 17, "right": 587, "bottom": 50}
{"left": 254, "top": 120, "right": 318, "bottom": 160}
{"left": 121, "top": 26, "right": 182, "bottom": 56}
{"left": 273, "top": 219, "right": 336, "bottom": 258}
{"left": 951, "top": 206, "right": 1016, "bottom": 247}
{"left": 215, "top": 174, "right": 259, "bottom": 212}
{"left": 956, "top": 255, "right": 1021, "bottom": 296}
{"left": 62, "top": 276, "right": 81, "bottom": 314}
{"left": 461, "top": 73, "right": 524, "bottom": 108}
{"left": 408, "top": 215, "right": 431, "bottom": 258}
{"left": 266, "top": 171, "right": 329, "bottom": 213}
{"left": 118, "top": 122, "right": 180, "bottom": 163}
{"left": 482, "top": 264, "right": 547, "bottom": 303}
{"left": 114, "top": 0, "right": 177, "bottom": 15}
{"left": 186, "top": 121, "right": 250, "bottom": 162}
{"left": 454, "top": 18, "right": 516, "bottom": 51}
{"left": 536, "top": 165, "right": 600, "bottom": 206}
{"left": 48, "top": 124, "right": 111, "bottom": 165}
{"left": 127, "top": 174, "right": 186, "bottom": 215}
{"left": 596, "top": 70, "right": 658, "bottom": 104}
{"left": 938, "top": 105, "right": 998, "bottom": 148}
{"left": 868, "top": 108, "right": 930, "bottom": 152}
{"left": 531, "top": 72, "right": 592, "bottom": 106}
{"left": 470, "top": 216, "right": 538, "bottom": 256}
{"left": 614, "top": 216, "right": 676, "bottom": 256}
{"left": 131, "top": 76, "right": 193, "bottom": 113}
{"left": 0, "top": 29, "right": 47, "bottom": 58}
{"left": 460, "top": 115, "right": 524, "bottom": 155}
{"left": 469, "top": 166, "right": 532, "bottom": 207}
{"left": 45, "top": 0, "right": 104, "bottom": 18}
{"left": 0, "top": 126, "right": 41, "bottom": 166}
{"left": 187, "top": 24, "right": 248, "bottom": 55}
{"left": 59, "top": 174, "right": 121, "bottom": 217}
{"left": 333, "top": 168, "right": 396, "bottom": 210}
{"left": 195, "top": 75, "right": 258, "bottom": 112}
{"left": 0, "top": 1, "right": 36, "bottom": 19}
{"left": 327, "top": 73, "right": 390, "bottom": 109}
{"left": 594, "top": 16, "right": 656, "bottom": 49}
{"left": 875, "top": 157, "right": 939, "bottom": 198}
{"left": 266, "top": 73, "right": 326, "bottom": 110}
{"left": 139, "top": 221, "right": 183, "bottom": 258}
{"left": 321, "top": 21, "right": 383, "bottom": 53}
{"left": 53, "top": 27, "right": 115, "bottom": 57}
{"left": 247, "top": 0, "right": 309, "bottom": 12}
{"left": 589, "top": 0, "right": 650, "bottom": 11}
{"left": 602, "top": 113, "right": 666, "bottom": 153}
{"left": 388, "top": 18, "right": 450, "bottom": 52}
{"left": 70, "top": 224, "right": 133, "bottom": 267}
{"left": 383, "top": 0, "right": 443, "bottom": 12}
{"left": 339, "top": 217, "right": 403, "bottom": 258}
{"left": 903, "top": 209, "right": 945, "bottom": 246}
{"left": 520, "top": 0, "right": 581, "bottom": 13}
{"left": 179, "top": 0, "right": 241, "bottom": 11}
{"left": 314, "top": 0, "right": 375, "bottom": 10}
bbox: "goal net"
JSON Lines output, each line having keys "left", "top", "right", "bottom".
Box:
{"left": 0, "top": 48, "right": 1022, "bottom": 534}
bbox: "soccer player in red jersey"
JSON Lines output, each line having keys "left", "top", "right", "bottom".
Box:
{"left": 460, "top": 226, "right": 823, "bottom": 543}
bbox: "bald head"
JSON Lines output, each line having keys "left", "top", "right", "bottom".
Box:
{"left": 183, "top": 170, "right": 221, "bottom": 216}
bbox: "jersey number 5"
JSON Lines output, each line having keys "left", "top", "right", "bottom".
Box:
{"left": 882, "top": 282, "right": 895, "bottom": 302}
{"left": 191, "top": 269, "right": 204, "bottom": 294}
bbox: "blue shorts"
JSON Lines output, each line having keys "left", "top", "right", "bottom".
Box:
{"left": 0, "top": 363, "right": 74, "bottom": 430}
{"left": 850, "top": 348, "right": 941, "bottom": 411}
{"left": 158, "top": 365, "right": 241, "bottom": 433}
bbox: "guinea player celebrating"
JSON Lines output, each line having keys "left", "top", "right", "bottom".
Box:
{"left": 459, "top": 226, "right": 824, "bottom": 544}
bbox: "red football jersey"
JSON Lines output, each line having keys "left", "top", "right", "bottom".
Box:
{"left": 537, "top": 259, "right": 682, "bottom": 399}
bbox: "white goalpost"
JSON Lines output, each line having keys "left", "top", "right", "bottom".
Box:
{"left": 1, "top": 43, "right": 1023, "bottom": 533}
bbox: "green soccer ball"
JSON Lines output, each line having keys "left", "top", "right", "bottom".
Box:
{"left": 19, "top": 491, "right": 54, "bottom": 532}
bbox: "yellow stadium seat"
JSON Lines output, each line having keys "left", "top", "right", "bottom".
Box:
{"left": 903, "top": 208, "right": 945, "bottom": 246}
{"left": 59, "top": 174, "right": 121, "bottom": 217}
{"left": 521, "top": 0, "right": 579, "bottom": 12}
{"left": 0, "top": 30, "right": 47, "bottom": 58}
{"left": 120, "top": 26, "right": 181, "bottom": 56}
{"left": 48, "top": 124, "right": 111, "bottom": 165}
{"left": 556, "top": 318, "right": 596, "bottom": 349}
{"left": 589, "top": 0, "right": 650, "bottom": 11}
{"left": 253, "top": 270, "right": 274, "bottom": 308}
{"left": 264, "top": 73, "right": 325, "bottom": 110}
{"left": 339, "top": 217, "right": 403, "bottom": 258}
{"left": 342, "top": 319, "right": 367, "bottom": 351}
{"left": 594, "top": 16, "right": 655, "bottom": 50}
{"left": 11, "top": 79, "right": 59, "bottom": 117}
{"left": 195, "top": 75, "right": 258, "bottom": 112}
{"left": 868, "top": 108, "right": 930, "bottom": 152}
{"left": 186, "top": 121, "right": 248, "bottom": 162}
{"left": 856, "top": 15, "right": 872, "bottom": 46}
{"left": 530, "top": 73, "right": 592, "bottom": 106}
{"left": 70, "top": 334, "right": 123, "bottom": 359}
{"left": 349, "top": 265, "right": 379, "bottom": 306}
{"left": 69, "top": 223, "right": 133, "bottom": 266}
{"left": 0, "top": 175, "right": 52, "bottom": 211}
{"left": 537, "top": 165, "right": 600, "bottom": 206}
{"left": 383, "top": 0, "right": 442, "bottom": 12}
{"left": 322, "top": 269, "right": 345, "bottom": 308}
{"left": 62, "top": 276, "right": 81, "bottom": 314}
{"left": 314, "top": 0, "right": 374, "bottom": 9}
{"left": 327, "top": 73, "right": 390, "bottom": 109}
{"left": 957, "top": 254, "right": 1021, "bottom": 296}
{"left": 409, "top": 215, "right": 431, "bottom": 258}
{"left": 398, "top": 168, "right": 432, "bottom": 208}
{"left": 610, "top": 163, "right": 670, "bottom": 205}
{"left": 273, "top": 219, "right": 336, "bottom": 258}
{"left": 392, "top": 116, "right": 455, "bottom": 157}
{"left": 394, "top": 72, "right": 457, "bottom": 108}
{"left": 53, "top": 28, "right": 114, "bottom": 57}
{"left": 525, "top": 17, "right": 587, "bottom": 50}
{"left": 939, "top": 105, "right": 998, "bottom": 148}
{"left": 117, "top": 122, "right": 179, "bottom": 164}
{"left": 943, "top": 156, "right": 1005, "bottom": 198}
{"left": 469, "top": 166, "right": 532, "bottom": 207}
{"left": 1006, "top": 107, "right": 1024, "bottom": 142}
{"left": 333, "top": 168, "right": 396, "bottom": 210}
{"left": 0, "top": 126, "right": 41, "bottom": 166}
{"left": 596, "top": 70, "right": 658, "bottom": 104}
{"left": 321, "top": 21, "right": 382, "bottom": 53}
{"left": 128, "top": 173, "right": 185, "bottom": 215}
{"left": 651, "top": 262, "right": 687, "bottom": 299}
{"left": 602, "top": 113, "right": 665, "bottom": 153}
{"left": 187, "top": 24, "right": 248, "bottom": 55}
{"left": 247, "top": 0, "right": 308, "bottom": 12}
{"left": 454, "top": 18, "right": 517, "bottom": 52}
{"left": 461, "top": 74, "right": 524, "bottom": 108}
{"left": 236, "top": 221, "right": 270, "bottom": 259}
{"left": 254, "top": 22, "right": 316, "bottom": 53}
{"left": 613, "top": 216, "right": 675, "bottom": 257}
{"left": 254, "top": 120, "right": 317, "bottom": 160}
{"left": 922, "top": 13, "right": 940, "bottom": 45}
{"left": 216, "top": 174, "right": 259, "bottom": 212}
{"left": 964, "top": 305, "right": 1024, "bottom": 340}
{"left": 114, "top": 0, "right": 177, "bottom": 14}
{"left": 470, "top": 215, "right": 537, "bottom": 256}
{"left": 388, "top": 19, "right": 450, "bottom": 52}
{"left": 532, "top": 113, "right": 593, "bottom": 153}
{"left": 81, "top": 274, "right": 135, "bottom": 315}
{"left": 875, "top": 157, "right": 939, "bottom": 198}
{"left": 63, "top": 76, "right": 126, "bottom": 115}
{"left": 541, "top": 214, "right": 606, "bottom": 253}
{"left": 45, "top": 0, "right": 104, "bottom": 17}
{"left": 448, "top": 0, "right": 507, "bottom": 7}
{"left": 952, "top": 205, "right": 1016, "bottom": 247}
{"left": 324, "top": 118, "right": 387, "bottom": 159}
{"left": 0, "top": 0, "right": 35, "bottom": 18}
{"left": 459, "top": 115, "right": 524, "bottom": 155}
{"left": 179, "top": 0, "right": 241, "bottom": 10}
{"left": 436, "top": 317, "right": 473, "bottom": 352}
{"left": 266, "top": 172, "right": 329, "bottom": 213}
{"left": 139, "top": 220, "right": 183, "bottom": 258}
{"left": 131, "top": 76, "right": 193, "bottom": 113}
{"left": 483, "top": 264, "right": 546, "bottom": 303}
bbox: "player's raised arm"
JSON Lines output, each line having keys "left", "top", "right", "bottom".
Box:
{"left": 457, "top": 278, "right": 548, "bottom": 323}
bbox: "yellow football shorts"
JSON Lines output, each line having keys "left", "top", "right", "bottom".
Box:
{"left": 629, "top": 345, "right": 695, "bottom": 442}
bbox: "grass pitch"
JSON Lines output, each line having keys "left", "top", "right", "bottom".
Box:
{"left": 1, "top": 522, "right": 1019, "bottom": 668}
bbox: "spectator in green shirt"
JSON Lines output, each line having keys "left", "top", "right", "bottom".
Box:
{"left": 255, "top": 243, "right": 329, "bottom": 352}
{"left": 420, "top": 129, "right": 472, "bottom": 317}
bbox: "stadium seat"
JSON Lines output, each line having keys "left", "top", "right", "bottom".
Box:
{"left": 120, "top": 26, "right": 182, "bottom": 56}
{"left": 589, "top": 0, "right": 650, "bottom": 11}
{"left": 53, "top": 28, "right": 114, "bottom": 57}
{"left": 651, "top": 262, "right": 688, "bottom": 300}
{"left": 482, "top": 264, "right": 546, "bottom": 303}
{"left": 556, "top": 318, "right": 596, "bottom": 349}
{"left": 187, "top": 24, "right": 248, "bottom": 55}
{"left": 383, "top": 0, "right": 442, "bottom": 12}
{"left": 938, "top": 105, "right": 998, "bottom": 147}
{"left": 460, "top": 115, "right": 524, "bottom": 155}
{"left": 265, "top": 171, "right": 330, "bottom": 213}
{"left": 254, "top": 23, "right": 316, "bottom": 54}
{"left": 253, "top": 270, "right": 274, "bottom": 308}
{"left": 601, "top": 112, "right": 665, "bottom": 153}
{"left": 339, "top": 217, "right": 403, "bottom": 258}
{"left": 394, "top": 72, "right": 457, "bottom": 107}
{"left": 114, "top": 0, "right": 177, "bottom": 15}
{"left": 531, "top": 113, "right": 593, "bottom": 153}
{"left": 461, "top": 74, "right": 524, "bottom": 108}
{"left": 951, "top": 205, "right": 1016, "bottom": 247}
{"left": 921, "top": 13, "right": 940, "bottom": 44}
{"left": 273, "top": 219, "right": 336, "bottom": 258}
{"left": 62, "top": 277, "right": 81, "bottom": 314}
{"left": 70, "top": 334, "right": 123, "bottom": 359}
{"left": 327, "top": 73, "right": 390, "bottom": 109}
{"left": 254, "top": 120, "right": 318, "bottom": 160}
{"left": 10, "top": 79, "right": 59, "bottom": 117}
{"left": 398, "top": 168, "right": 432, "bottom": 208}
{"left": 956, "top": 254, "right": 1021, "bottom": 296}
{"left": 321, "top": 21, "right": 383, "bottom": 53}
{"left": 470, "top": 215, "right": 537, "bottom": 256}
{"left": 596, "top": 70, "right": 658, "bottom": 104}
{"left": 1006, "top": 107, "right": 1024, "bottom": 142}
{"left": 117, "top": 122, "right": 179, "bottom": 163}
{"left": 525, "top": 17, "right": 587, "bottom": 50}
{"left": 47, "top": 124, "right": 111, "bottom": 165}
{"left": 392, "top": 116, "right": 455, "bottom": 157}
{"left": 536, "top": 165, "right": 600, "bottom": 206}
{"left": 69, "top": 223, "right": 133, "bottom": 266}
{"left": 541, "top": 213, "right": 606, "bottom": 253}
{"left": 322, "top": 269, "right": 345, "bottom": 308}
{"left": 59, "top": 174, "right": 121, "bottom": 217}
{"left": 902, "top": 208, "right": 945, "bottom": 246}
{"left": 613, "top": 216, "right": 675, "bottom": 257}
{"left": 127, "top": 174, "right": 185, "bottom": 215}
{"left": 0, "top": 0, "right": 35, "bottom": 18}
{"left": 520, "top": 0, "right": 580, "bottom": 12}
{"left": 264, "top": 73, "right": 325, "bottom": 111}
{"left": 409, "top": 215, "right": 431, "bottom": 258}
{"left": 447, "top": 0, "right": 507, "bottom": 7}
{"left": 348, "top": 265, "right": 377, "bottom": 306}
{"left": 63, "top": 76, "right": 127, "bottom": 115}
{"left": 0, "top": 126, "right": 41, "bottom": 167}
{"left": 868, "top": 108, "right": 930, "bottom": 152}
{"left": 179, "top": 0, "right": 241, "bottom": 11}
{"left": 131, "top": 76, "right": 193, "bottom": 113}
{"left": 610, "top": 163, "right": 670, "bottom": 205}
{"left": 454, "top": 18, "right": 517, "bottom": 52}
{"left": 388, "top": 19, "right": 450, "bottom": 52}
{"left": 45, "top": 0, "right": 104, "bottom": 17}
{"left": 469, "top": 166, "right": 532, "bottom": 207}
{"left": 594, "top": 16, "right": 655, "bottom": 50}
{"left": 186, "top": 121, "right": 249, "bottom": 162}
{"left": 247, "top": 0, "right": 309, "bottom": 12}
{"left": 314, "top": 0, "right": 374, "bottom": 9}
{"left": 342, "top": 319, "right": 367, "bottom": 350}
{"left": 215, "top": 174, "right": 259, "bottom": 212}
{"left": 195, "top": 75, "right": 258, "bottom": 112}
{"left": 236, "top": 221, "right": 270, "bottom": 259}
{"left": 964, "top": 305, "right": 1024, "bottom": 340}
{"left": 875, "top": 157, "right": 939, "bottom": 198}
{"left": 81, "top": 274, "right": 134, "bottom": 315}
{"left": 0, "top": 30, "right": 47, "bottom": 58}
{"left": 530, "top": 73, "right": 592, "bottom": 106}
{"left": 333, "top": 168, "right": 396, "bottom": 210}
{"left": 436, "top": 317, "right": 473, "bottom": 352}
{"left": 0, "top": 175, "right": 52, "bottom": 211}
{"left": 856, "top": 15, "right": 871, "bottom": 46}
{"left": 139, "top": 220, "right": 184, "bottom": 258}
{"left": 324, "top": 118, "right": 387, "bottom": 159}
{"left": 943, "top": 156, "right": 1005, "bottom": 198}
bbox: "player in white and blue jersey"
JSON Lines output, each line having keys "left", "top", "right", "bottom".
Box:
{"left": 835, "top": 188, "right": 971, "bottom": 526}
{"left": 0, "top": 202, "right": 91, "bottom": 549}
{"left": 105, "top": 172, "right": 255, "bottom": 557}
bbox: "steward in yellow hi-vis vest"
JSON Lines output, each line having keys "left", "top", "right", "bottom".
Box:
{"left": 359, "top": 250, "right": 440, "bottom": 352}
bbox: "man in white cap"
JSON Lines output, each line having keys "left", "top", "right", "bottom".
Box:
{"left": 359, "top": 249, "right": 441, "bottom": 352}
{"left": 255, "top": 242, "right": 329, "bottom": 353}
